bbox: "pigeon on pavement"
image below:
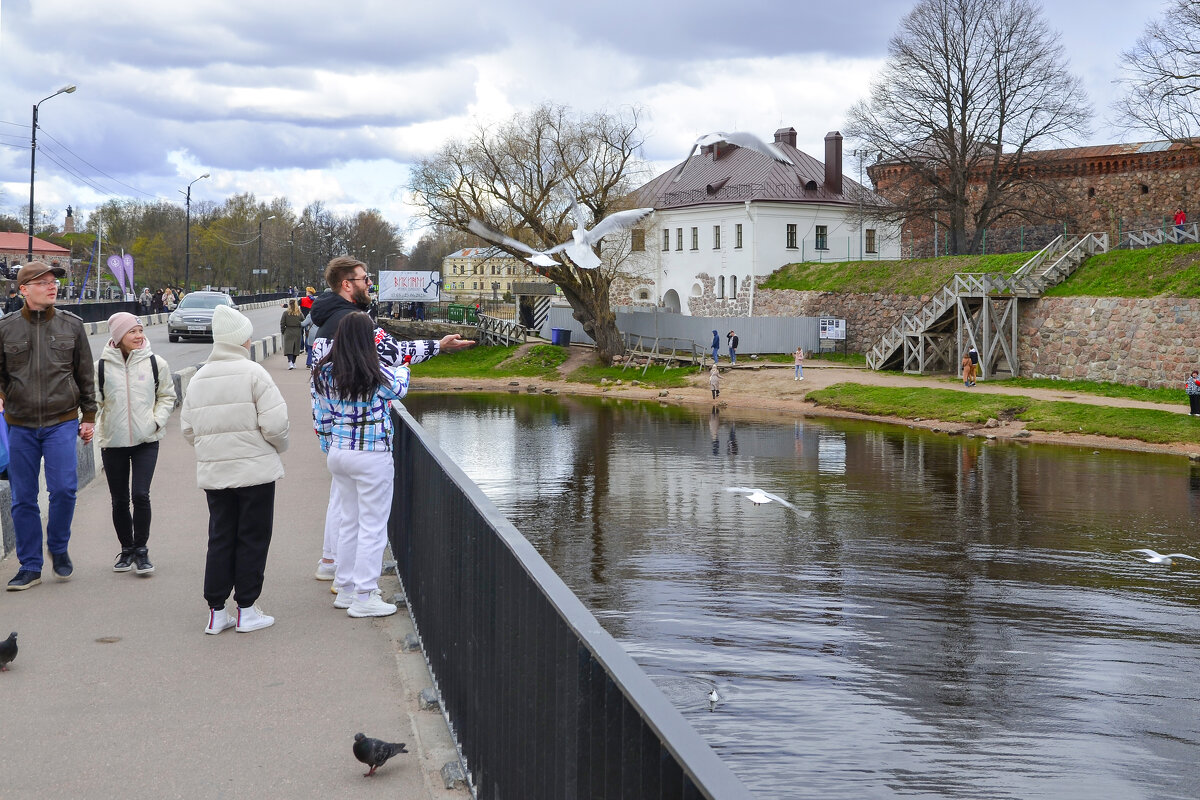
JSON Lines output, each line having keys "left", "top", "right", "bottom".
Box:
{"left": 353, "top": 732, "right": 408, "bottom": 777}
{"left": 0, "top": 632, "right": 16, "bottom": 671}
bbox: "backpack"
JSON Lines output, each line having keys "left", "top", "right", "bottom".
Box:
{"left": 98, "top": 355, "right": 160, "bottom": 402}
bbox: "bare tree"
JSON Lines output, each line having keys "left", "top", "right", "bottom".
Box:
{"left": 1117, "top": 0, "right": 1200, "bottom": 142}
{"left": 409, "top": 103, "right": 647, "bottom": 363}
{"left": 845, "top": 0, "right": 1090, "bottom": 255}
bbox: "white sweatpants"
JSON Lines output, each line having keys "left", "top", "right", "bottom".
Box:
{"left": 322, "top": 480, "right": 341, "bottom": 562}
{"left": 326, "top": 448, "right": 394, "bottom": 597}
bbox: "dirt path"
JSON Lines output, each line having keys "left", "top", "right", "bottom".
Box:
{"left": 412, "top": 348, "right": 1200, "bottom": 458}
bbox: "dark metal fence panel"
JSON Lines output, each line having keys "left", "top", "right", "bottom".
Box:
{"left": 58, "top": 301, "right": 141, "bottom": 323}
{"left": 389, "top": 407, "right": 751, "bottom": 800}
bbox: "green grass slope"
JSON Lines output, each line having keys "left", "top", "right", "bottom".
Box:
{"left": 1043, "top": 242, "right": 1200, "bottom": 297}
{"left": 760, "top": 252, "right": 1033, "bottom": 295}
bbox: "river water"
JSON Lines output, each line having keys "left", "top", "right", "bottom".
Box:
{"left": 405, "top": 392, "right": 1200, "bottom": 800}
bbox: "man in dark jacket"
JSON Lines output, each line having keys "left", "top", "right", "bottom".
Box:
{"left": 307, "top": 256, "right": 473, "bottom": 582}
{"left": 0, "top": 262, "right": 97, "bottom": 590}
{"left": 727, "top": 330, "right": 739, "bottom": 365}
{"left": 4, "top": 287, "right": 23, "bottom": 314}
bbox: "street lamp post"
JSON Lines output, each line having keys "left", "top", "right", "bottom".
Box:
{"left": 289, "top": 222, "right": 306, "bottom": 288}
{"left": 28, "top": 85, "right": 76, "bottom": 261}
{"left": 183, "top": 173, "right": 210, "bottom": 291}
{"left": 257, "top": 214, "right": 277, "bottom": 292}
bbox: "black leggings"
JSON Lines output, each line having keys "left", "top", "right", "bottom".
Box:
{"left": 1190, "top": 394, "right": 1200, "bottom": 415}
{"left": 101, "top": 441, "right": 160, "bottom": 549}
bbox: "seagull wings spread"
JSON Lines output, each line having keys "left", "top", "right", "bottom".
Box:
{"left": 582, "top": 208, "right": 655, "bottom": 244}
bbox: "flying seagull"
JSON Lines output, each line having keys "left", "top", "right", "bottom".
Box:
{"left": 0, "top": 632, "right": 16, "bottom": 672}
{"left": 1123, "top": 549, "right": 1200, "bottom": 565}
{"left": 467, "top": 218, "right": 562, "bottom": 268}
{"left": 673, "top": 130, "right": 794, "bottom": 181}
{"left": 557, "top": 199, "right": 655, "bottom": 270}
{"left": 724, "top": 487, "right": 812, "bottom": 518}
{"left": 353, "top": 732, "right": 408, "bottom": 777}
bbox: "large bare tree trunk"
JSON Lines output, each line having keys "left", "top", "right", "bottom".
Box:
{"left": 552, "top": 265, "right": 623, "bottom": 363}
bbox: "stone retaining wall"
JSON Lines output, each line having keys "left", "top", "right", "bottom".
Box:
{"left": 1017, "top": 296, "right": 1200, "bottom": 388}
{"left": 751, "top": 285, "right": 928, "bottom": 354}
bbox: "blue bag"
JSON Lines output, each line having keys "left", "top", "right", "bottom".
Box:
{"left": 0, "top": 410, "right": 9, "bottom": 478}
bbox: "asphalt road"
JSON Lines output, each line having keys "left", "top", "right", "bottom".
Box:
{"left": 84, "top": 302, "right": 291, "bottom": 368}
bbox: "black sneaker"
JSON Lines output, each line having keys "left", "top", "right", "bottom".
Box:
{"left": 49, "top": 550, "right": 73, "bottom": 580}
{"left": 113, "top": 549, "right": 134, "bottom": 572}
{"left": 6, "top": 570, "right": 42, "bottom": 591}
{"left": 133, "top": 547, "right": 155, "bottom": 576}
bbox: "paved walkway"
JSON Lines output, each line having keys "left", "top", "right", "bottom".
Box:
{"left": 0, "top": 353, "right": 465, "bottom": 799}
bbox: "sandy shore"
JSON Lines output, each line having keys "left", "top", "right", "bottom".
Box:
{"left": 409, "top": 353, "right": 1200, "bottom": 459}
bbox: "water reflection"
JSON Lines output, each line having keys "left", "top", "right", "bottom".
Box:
{"left": 406, "top": 393, "right": 1200, "bottom": 800}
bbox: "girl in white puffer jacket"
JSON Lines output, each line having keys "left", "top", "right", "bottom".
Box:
{"left": 95, "top": 312, "right": 175, "bottom": 575}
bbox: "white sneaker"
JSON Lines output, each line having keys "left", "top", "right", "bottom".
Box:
{"left": 314, "top": 560, "right": 336, "bottom": 581}
{"left": 235, "top": 604, "right": 275, "bottom": 632}
{"left": 347, "top": 589, "right": 397, "bottom": 618}
{"left": 333, "top": 587, "right": 355, "bottom": 609}
{"left": 205, "top": 606, "right": 235, "bottom": 635}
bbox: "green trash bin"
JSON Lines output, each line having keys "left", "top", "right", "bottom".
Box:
{"left": 447, "top": 304, "right": 465, "bottom": 323}
{"left": 466, "top": 306, "right": 479, "bottom": 324}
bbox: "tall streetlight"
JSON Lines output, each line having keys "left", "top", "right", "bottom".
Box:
{"left": 28, "top": 85, "right": 76, "bottom": 261}
{"left": 183, "top": 172, "right": 210, "bottom": 291}
{"left": 257, "top": 214, "right": 277, "bottom": 292}
{"left": 289, "top": 222, "right": 306, "bottom": 288}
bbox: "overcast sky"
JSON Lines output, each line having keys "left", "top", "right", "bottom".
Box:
{"left": 0, "top": 0, "right": 1169, "bottom": 246}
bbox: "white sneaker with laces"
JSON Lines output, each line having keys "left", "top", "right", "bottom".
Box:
{"left": 347, "top": 589, "right": 397, "bottom": 618}
{"left": 235, "top": 604, "right": 275, "bottom": 632}
{"left": 205, "top": 606, "right": 235, "bottom": 635}
{"left": 333, "top": 587, "right": 355, "bottom": 609}
{"left": 314, "top": 560, "right": 336, "bottom": 581}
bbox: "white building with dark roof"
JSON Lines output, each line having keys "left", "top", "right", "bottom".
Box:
{"left": 624, "top": 128, "right": 901, "bottom": 315}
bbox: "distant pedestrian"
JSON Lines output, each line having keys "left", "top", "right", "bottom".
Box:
{"left": 280, "top": 299, "right": 303, "bottom": 369}
{"left": 1175, "top": 207, "right": 1188, "bottom": 235}
{"left": 139, "top": 287, "right": 153, "bottom": 314}
{"left": 727, "top": 330, "right": 739, "bottom": 365}
{"left": 300, "top": 286, "right": 316, "bottom": 318}
{"left": 181, "top": 304, "right": 289, "bottom": 634}
{"left": 96, "top": 313, "right": 175, "bottom": 575}
{"left": 962, "top": 352, "right": 973, "bottom": 387}
{"left": 4, "top": 287, "right": 24, "bottom": 315}
{"left": 967, "top": 346, "right": 979, "bottom": 385}
{"left": 709, "top": 364, "right": 721, "bottom": 399}
{"left": 711, "top": 330, "right": 720, "bottom": 364}
{"left": 1187, "top": 370, "right": 1200, "bottom": 416}
{"left": 794, "top": 347, "right": 804, "bottom": 381}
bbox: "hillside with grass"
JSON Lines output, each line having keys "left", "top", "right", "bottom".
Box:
{"left": 760, "top": 252, "right": 1034, "bottom": 295}
{"left": 1042, "top": 242, "right": 1200, "bottom": 297}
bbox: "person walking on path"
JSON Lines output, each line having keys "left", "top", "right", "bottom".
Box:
{"left": 300, "top": 286, "right": 316, "bottom": 318}
{"left": 962, "top": 351, "right": 974, "bottom": 387}
{"left": 1187, "top": 370, "right": 1200, "bottom": 416}
{"left": 181, "top": 304, "right": 289, "bottom": 634}
{"left": 794, "top": 347, "right": 805, "bottom": 381}
{"left": 312, "top": 312, "right": 409, "bottom": 619}
{"left": 307, "top": 257, "right": 473, "bottom": 584}
{"left": 96, "top": 312, "right": 176, "bottom": 575}
{"left": 280, "top": 299, "right": 304, "bottom": 370}
{"left": 161, "top": 286, "right": 177, "bottom": 312}
{"left": 709, "top": 364, "right": 721, "bottom": 400}
{"left": 711, "top": 330, "right": 720, "bottom": 365}
{"left": 1176, "top": 207, "right": 1188, "bottom": 236}
{"left": 139, "top": 287, "right": 153, "bottom": 315}
{"left": 967, "top": 346, "right": 979, "bottom": 386}
{"left": 0, "top": 262, "right": 96, "bottom": 591}
{"left": 727, "top": 330, "right": 739, "bottom": 365}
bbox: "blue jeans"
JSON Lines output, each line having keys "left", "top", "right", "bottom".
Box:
{"left": 794, "top": 364, "right": 803, "bottom": 378}
{"left": 711, "top": 346, "right": 719, "bottom": 363}
{"left": 729, "top": 348, "right": 737, "bottom": 364}
{"left": 8, "top": 420, "right": 79, "bottom": 571}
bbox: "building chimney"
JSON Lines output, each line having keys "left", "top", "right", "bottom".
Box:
{"left": 773, "top": 127, "right": 797, "bottom": 148}
{"left": 824, "top": 131, "right": 843, "bottom": 195}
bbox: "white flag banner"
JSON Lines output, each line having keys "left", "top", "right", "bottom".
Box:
{"left": 378, "top": 271, "right": 440, "bottom": 302}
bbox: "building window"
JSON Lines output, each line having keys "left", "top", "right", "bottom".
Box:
{"left": 689, "top": 227, "right": 698, "bottom": 250}
{"left": 662, "top": 229, "right": 670, "bottom": 251}
{"left": 786, "top": 224, "right": 798, "bottom": 249}
{"left": 865, "top": 229, "right": 877, "bottom": 254}
{"left": 730, "top": 275, "right": 737, "bottom": 298}
{"left": 632, "top": 229, "right": 645, "bottom": 252}
{"left": 717, "top": 276, "right": 725, "bottom": 298}
{"left": 713, "top": 225, "right": 721, "bottom": 249}
{"left": 676, "top": 228, "right": 683, "bottom": 251}
{"left": 637, "top": 289, "right": 651, "bottom": 300}
{"left": 735, "top": 223, "right": 743, "bottom": 249}
{"left": 815, "top": 225, "right": 828, "bottom": 251}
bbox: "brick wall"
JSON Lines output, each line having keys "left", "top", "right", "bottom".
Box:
{"left": 749, "top": 282, "right": 928, "bottom": 354}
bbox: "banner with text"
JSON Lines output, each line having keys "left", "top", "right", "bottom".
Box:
{"left": 378, "top": 271, "right": 441, "bottom": 302}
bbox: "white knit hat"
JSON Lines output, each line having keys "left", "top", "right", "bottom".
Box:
{"left": 211, "top": 304, "right": 253, "bottom": 347}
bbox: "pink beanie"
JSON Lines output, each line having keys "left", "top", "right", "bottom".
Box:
{"left": 108, "top": 312, "right": 142, "bottom": 347}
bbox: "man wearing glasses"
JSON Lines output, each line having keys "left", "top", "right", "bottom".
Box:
{"left": 307, "top": 256, "right": 473, "bottom": 584}
{"left": 0, "top": 262, "right": 97, "bottom": 590}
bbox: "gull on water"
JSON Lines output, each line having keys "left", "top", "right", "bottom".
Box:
{"left": 673, "top": 130, "right": 794, "bottom": 181}
{"left": 467, "top": 218, "right": 562, "bottom": 267}
{"left": 558, "top": 199, "right": 655, "bottom": 269}
{"left": 708, "top": 689, "right": 720, "bottom": 704}
{"left": 1123, "top": 549, "right": 1200, "bottom": 565}
{"left": 725, "top": 487, "right": 812, "bottom": 518}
